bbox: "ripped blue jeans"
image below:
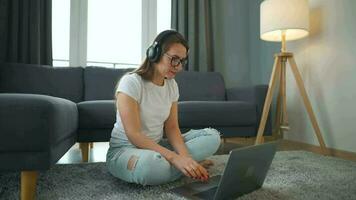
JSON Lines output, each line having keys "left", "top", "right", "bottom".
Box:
{"left": 106, "top": 128, "right": 221, "bottom": 186}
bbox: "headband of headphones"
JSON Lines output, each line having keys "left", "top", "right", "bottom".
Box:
{"left": 155, "top": 30, "right": 179, "bottom": 46}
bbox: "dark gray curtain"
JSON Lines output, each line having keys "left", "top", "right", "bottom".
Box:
{"left": 171, "top": 0, "right": 215, "bottom": 72}
{"left": 0, "top": 0, "right": 52, "bottom": 65}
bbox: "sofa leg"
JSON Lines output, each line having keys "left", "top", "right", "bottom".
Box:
{"left": 220, "top": 138, "right": 228, "bottom": 151}
{"left": 79, "top": 142, "right": 90, "bottom": 162}
{"left": 90, "top": 142, "right": 94, "bottom": 149}
{"left": 21, "top": 171, "right": 38, "bottom": 200}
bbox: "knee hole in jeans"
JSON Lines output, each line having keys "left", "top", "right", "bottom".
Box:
{"left": 155, "top": 153, "right": 162, "bottom": 159}
{"left": 127, "top": 155, "right": 139, "bottom": 171}
{"left": 151, "top": 153, "right": 170, "bottom": 168}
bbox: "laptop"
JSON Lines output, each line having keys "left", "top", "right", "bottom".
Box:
{"left": 170, "top": 142, "right": 277, "bottom": 200}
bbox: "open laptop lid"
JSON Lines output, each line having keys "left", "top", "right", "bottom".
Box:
{"left": 213, "top": 142, "right": 278, "bottom": 200}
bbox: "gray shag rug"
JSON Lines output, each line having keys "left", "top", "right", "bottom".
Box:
{"left": 1, "top": 151, "right": 356, "bottom": 200}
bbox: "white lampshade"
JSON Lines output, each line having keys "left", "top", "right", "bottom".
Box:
{"left": 260, "top": 0, "right": 309, "bottom": 42}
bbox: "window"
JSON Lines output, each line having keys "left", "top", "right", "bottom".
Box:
{"left": 52, "top": 0, "right": 171, "bottom": 68}
{"left": 157, "top": 0, "right": 171, "bottom": 33}
{"left": 52, "top": 0, "right": 70, "bottom": 66}
{"left": 87, "top": 0, "right": 141, "bottom": 68}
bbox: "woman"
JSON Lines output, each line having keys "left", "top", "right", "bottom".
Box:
{"left": 106, "top": 30, "right": 221, "bottom": 186}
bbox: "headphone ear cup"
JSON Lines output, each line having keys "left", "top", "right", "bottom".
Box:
{"left": 146, "top": 45, "right": 155, "bottom": 62}
{"left": 153, "top": 45, "right": 161, "bottom": 62}
{"left": 146, "top": 42, "right": 161, "bottom": 63}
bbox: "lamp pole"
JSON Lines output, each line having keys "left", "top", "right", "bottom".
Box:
{"left": 281, "top": 30, "right": 286, "bottom": 53}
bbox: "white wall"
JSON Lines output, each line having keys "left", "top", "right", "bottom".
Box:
{"left": 284, "top": 0, "right": 356, "bottom": 153}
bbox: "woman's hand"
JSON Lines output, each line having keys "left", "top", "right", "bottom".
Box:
{"left": 169, "top": 154, "right": 209, "bottom": 181}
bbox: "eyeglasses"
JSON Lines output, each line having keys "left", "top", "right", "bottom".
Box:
{"left": 164, "top": 53, "right": 187, "bottom": 68}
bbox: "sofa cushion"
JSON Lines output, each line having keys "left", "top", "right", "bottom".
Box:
{"left": 84, "top": 66, "right": 135, "bottom": 101}
{"left": 178, "top": 101, "right": 256, "bottom": 127}
{"left": 175, "top": 71, "right": 226, "bottom": 101}
{"left": 0, "top": 62, "right": 84, "bottom": 103}
{"left": 78, "top": 100, "right": 116, "bottom": 129}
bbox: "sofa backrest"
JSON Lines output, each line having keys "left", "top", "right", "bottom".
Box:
{"left": 0, "top": 63, "right": 227, "bottom": 102}
{"left": 84, "top": 66, "right": 134, "bottom": 101}
{"left": 0, "top": 63, "right": 84, "bottom": 103}
{"left": 175, "top": 71, "right": 226, "bottom": 101}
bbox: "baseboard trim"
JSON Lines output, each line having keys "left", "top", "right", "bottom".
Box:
{"left": 283, "top": 139, "right": 356, "bottom": 162}
{"left": 225, "top": 137, "right": 356, "bottom": 162}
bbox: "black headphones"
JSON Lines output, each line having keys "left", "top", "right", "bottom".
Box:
{"left": 146, "top": 30, "right": 186, "bottom": 63}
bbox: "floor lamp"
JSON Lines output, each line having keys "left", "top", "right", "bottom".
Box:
{"left": 255, "top": 0, "right": 329, "bottom": 155}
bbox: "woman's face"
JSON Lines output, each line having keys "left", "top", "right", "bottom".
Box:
{"left": 155, "top": 43, "right": 187, "bottom": 80}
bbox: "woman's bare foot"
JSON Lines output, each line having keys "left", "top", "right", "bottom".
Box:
{"left": 199, "top": 159, "right": 214, "bottom": 169}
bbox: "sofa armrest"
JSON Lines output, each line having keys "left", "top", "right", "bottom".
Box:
{"left": 0, "top": 93, "right": 78, "bottom": 153}
{"left": 226, "top": 85, "right": 272, "bottom": 135}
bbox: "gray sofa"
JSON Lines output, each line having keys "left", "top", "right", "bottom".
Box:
{"left": 0, "top": 62, "right": 271, "bottom": 198}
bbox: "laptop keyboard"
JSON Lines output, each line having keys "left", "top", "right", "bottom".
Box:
{"left": 193, "top": 187, "right": 218, "bottom": 200}
{"left": 188, "top": 176, "right": 220, "bottom": 192}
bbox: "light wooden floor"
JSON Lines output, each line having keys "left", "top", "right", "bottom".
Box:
{"left": 226, "top": 137, "right": 356, "bottom": 162}
{"left": 57, "top": 137, "right": 356, "bottom": 164}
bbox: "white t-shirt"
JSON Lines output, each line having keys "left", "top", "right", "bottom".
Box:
{"left": 110, "top": 73, "right": 179, "bottom": 146}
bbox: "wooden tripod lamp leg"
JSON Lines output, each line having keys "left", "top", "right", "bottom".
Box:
{"left": 288, "top": 57, "right": 329, "bottom": 155}
{"left": 255, "top": 56, "right": 281, "bottom": 145}
{"left": 273, "top": 78, "right": 282, "bottom": 138}
{"left": 273, "top": 61, "right": 283, "bottom": 138}
{"left": 281, "top": 58, "right": 289, "bottom": 129}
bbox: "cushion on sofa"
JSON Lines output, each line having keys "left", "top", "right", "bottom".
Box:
{"left": 77, "top": 100, "right": 116, "bottom": 129}
{"left": 175, "top": 71, "right": 226, "bottom": 101}
{"left": 84, "top": 67, "right": 135, "bottom": 101}
{"left": 178, "top": 101, "right": 256, "bottom": 127}
{"left": 0, "top": 62, "right": 84, "bottom": 103}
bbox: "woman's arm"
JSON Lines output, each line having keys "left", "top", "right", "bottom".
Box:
{"left": 164, "top": 102, "right": 209, "bottom": 180}
{"left": 118, "top": 93, "right": 208, "bottom": 180}
{"left": 116, "top": 92, "right": 176, "bottom": 161}
{"left": 164, "top": 102, "right": 190, "bottom": 156}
